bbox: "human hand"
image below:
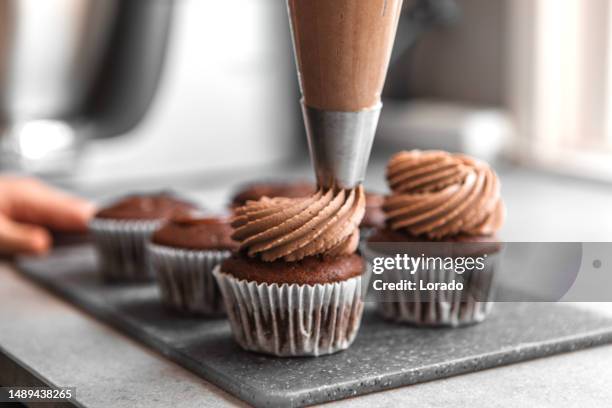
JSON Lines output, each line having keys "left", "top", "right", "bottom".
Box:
{"left": 0, "top": 177, "right": 95, "bottom": 255}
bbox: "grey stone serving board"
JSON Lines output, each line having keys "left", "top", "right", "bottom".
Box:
{"left": 17, "top": 244, "right": 612, "bottom": 408}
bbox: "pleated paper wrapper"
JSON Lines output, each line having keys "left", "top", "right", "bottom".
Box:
{"left": 89, "top": 218, "right": 161, "bottom": 282}
{"left": 149, "top": 244, "right": 230, "bottom": 315}
{"left": 213, "top": 266, "right": 365, "bottom": 357}
{"left": 361, "top": 243, "right": 498, "bottom": 327}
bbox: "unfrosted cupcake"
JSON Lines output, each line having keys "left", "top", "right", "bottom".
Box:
{"left": 149, "top": 215, "right": 238, "bottom": 315}
{"left": 90, "top": 193, "right": 197, "bottom": 282}
{"left": 214, "top": 186, "right": 367, "bottom": 357}
{"left": 363, "top": 150, "right": 505, "bottom": 327}
{"left": 230, "top": 180, "right": 315, "bottom": 208}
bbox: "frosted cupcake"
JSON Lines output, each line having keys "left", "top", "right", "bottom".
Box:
{"left": 89, "top": 193, "right": 197, "bottom": 282}
{"left": 214, "top": 186, "right": 367, "bottom": 357}
{"left": 149, "top": 215, "right": 238, "bottom": 315}
{"left": 363, "top": 151, "right": 505, "bottom": 327}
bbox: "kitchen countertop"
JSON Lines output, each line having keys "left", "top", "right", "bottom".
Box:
{"left": 2, "top": 263, "right": 612, "bottom": 408}
{"left": 1, "top": 160, "right": 611, "bottom": 407}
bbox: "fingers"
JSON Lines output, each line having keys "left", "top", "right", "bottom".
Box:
{"left": 2, "top": 178, "right": 96, "bottom": 232}
{"left": 0, "top": 215, "right": 51, "bottom": 255}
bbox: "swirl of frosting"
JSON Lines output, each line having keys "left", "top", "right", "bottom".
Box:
{"left": 231, "top": 186, "right": 365, "bottom": 262}
{"left": 384, "top": 150, "right": 505, "bottom": 239}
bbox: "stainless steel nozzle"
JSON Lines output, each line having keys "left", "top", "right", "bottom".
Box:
{"left": 302, "top": 101, "right": 382, "bottom": 190}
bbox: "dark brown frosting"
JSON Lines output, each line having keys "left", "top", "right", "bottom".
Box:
{"left": 95, "top": 193, "right": 197, "bottom": 221}
{"left": 152, "top": 215, "right": 238, "bottom": 251}
{"left": 384, "top": 150, "right": 505, "bottom": 239}
{"left": 231, "top": 181, "right": 316, "bottom": 207}
{"left": 232, "top": 186, "right": 366, "bottom": 262}
{"left": 221, "top": 252, "right": 364, "bottom": 284}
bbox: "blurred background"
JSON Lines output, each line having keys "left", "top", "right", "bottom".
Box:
{"left": 0, "top": 0, "right": 611, "bottom": 240}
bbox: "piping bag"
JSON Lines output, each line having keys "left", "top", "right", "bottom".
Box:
{"left": 287, "top": 0, "right": 404, "bottom": 189}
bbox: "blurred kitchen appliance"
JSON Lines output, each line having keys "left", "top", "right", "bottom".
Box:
{"left": 72, "top": 0, "right": 298, "bottom": 186}
{"left": 385, "top": 0, "right": 461, "bottom": 98}
{"left": 0, "top": 0, "right": 174, "bottom": 175}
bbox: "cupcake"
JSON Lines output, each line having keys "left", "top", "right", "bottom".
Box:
{"left": 149, "top": 215, "right": 238, "bottom": 315}
{"left": 363, "top": 150, "right": 505, "bottom": 327}
{"left": 214, "top": 186, "right": 367, "bottom": 357}
{"left": 230, "top": 180, "right": 315, "bottom": 208}
{"left": 90, "top": 193, "right": 197, "bottom": 282}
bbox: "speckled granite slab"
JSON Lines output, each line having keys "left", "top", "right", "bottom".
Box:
{"left": 17, "top": 245, "right": 612, "bottom": 408}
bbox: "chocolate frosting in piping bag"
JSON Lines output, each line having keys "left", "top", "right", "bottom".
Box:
{"left": 288, "top": 0, "right": 403, "bottom": 111}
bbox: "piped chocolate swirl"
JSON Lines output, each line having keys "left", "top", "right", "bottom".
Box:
{"left": 384, "top": 151, "right": 505, "bottom": 239}
{"left": 231, "top": 186, "right": 366, "bottom": 262}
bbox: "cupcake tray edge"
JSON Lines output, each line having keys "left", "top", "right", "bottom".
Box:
{"left": 16, "top": 244, "right": 612, "bottom": 408}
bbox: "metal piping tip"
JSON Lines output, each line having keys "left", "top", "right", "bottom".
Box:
{"left": 302, "top": 101, "right": 382, "bottom": 190}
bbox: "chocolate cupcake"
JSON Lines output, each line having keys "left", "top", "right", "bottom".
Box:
{"left": 214, "top": 186, "right": 367, "bottom": 357}
{"left": 89, "top": 193, "right": 197, "bottom": 282}
{"left": 230, "top": 180, "right": 315, "bottom": 208}
{"left": 149, "top": 215, "right": 238, "bottom": 315}
{"left": 363, "top": 150, "right": 505, "bottom": 327}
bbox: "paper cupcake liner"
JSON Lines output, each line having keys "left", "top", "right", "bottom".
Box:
{"left": 213, "top": 266, "right": 365, "bottom": 357}
{"left": 362, "top": 244, "right": 498, "bottom": 327}
{"left": 89, "top": 218, "right": 162, "bottom": 282}
{"left": 149, "top": 244, "right": 230, "bottom": 316}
